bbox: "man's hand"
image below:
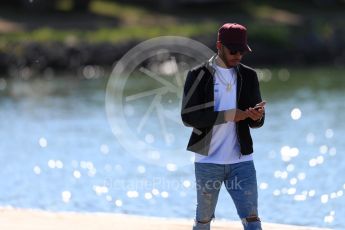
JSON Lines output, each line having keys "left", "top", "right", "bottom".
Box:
{"left": 225, "top": 109, "right": 249, "bottom": 122}
{"left": 246, "top": 101, "right": 266, "bottom": 121}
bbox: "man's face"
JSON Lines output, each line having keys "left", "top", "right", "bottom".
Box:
{"left": 217, "top": 42, "right": 244, "bottom": 68}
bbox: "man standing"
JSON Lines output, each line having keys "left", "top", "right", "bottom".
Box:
{"left": 181, "top": 23, "right": 265, "bottom": 230}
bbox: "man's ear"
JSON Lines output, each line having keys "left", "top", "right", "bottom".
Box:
{"left": 216, "top": 41, "right": 222, "bottom": 51}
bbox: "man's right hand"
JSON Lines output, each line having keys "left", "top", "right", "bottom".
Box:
{"left": 224, "top": 109, "right": 248, "bottom": 122}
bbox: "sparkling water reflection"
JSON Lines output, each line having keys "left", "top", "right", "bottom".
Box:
{"left": 0, "top": 68, "right": 344, "bottom": 229}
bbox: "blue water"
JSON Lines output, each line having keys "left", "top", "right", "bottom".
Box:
{"left": 0, "top": 68, "right": 344, "bottom": 229}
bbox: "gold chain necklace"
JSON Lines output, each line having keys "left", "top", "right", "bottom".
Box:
{"left": 216, "top": 67, "right": 236, "bottom": 92}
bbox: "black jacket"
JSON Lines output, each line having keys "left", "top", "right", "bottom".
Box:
{"left": 181, "top": 56, "right": 265, "bottom": 156}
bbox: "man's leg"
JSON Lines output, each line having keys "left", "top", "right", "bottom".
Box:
{"left": 193, "top": 163, "right": 224, "bottom": 230}
{"left": 225, "top": 161, "right": 262, "bottom": 230}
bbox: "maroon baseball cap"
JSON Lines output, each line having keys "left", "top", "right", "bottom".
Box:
{"left": 217, "top": 23, "right": 252, "bottom": 52}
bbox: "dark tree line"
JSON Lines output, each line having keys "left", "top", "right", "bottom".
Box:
{"left": 2, "top": 0, "right": 91, "bottom": 11}
{"left": 1, "top": 0, "right": 344, "bottom": 12}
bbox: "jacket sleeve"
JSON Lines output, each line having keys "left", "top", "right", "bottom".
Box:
{"left": 181, "top": 69, "right": 226, "bottom": 129}
{"left": 248, "top": 71, "right": 265, "bottom": 128}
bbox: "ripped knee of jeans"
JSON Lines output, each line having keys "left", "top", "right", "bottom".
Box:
{"left": 241, "top": 215, "right": 261, "bottom": 226}
{"left": 195, "top": 218, "right": 213, "bottom": 225}
{"left": 195, "top": 215, "right": 215, "bottom": 225}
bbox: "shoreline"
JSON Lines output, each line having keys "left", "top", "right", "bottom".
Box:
{"left": 0, "top": 207, "right": 329, "bottom": 230}
{"left": 1, "top": 36, "right": 343, "bottom": 77}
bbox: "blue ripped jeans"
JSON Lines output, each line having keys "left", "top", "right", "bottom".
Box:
{"left": 193, "top": 161, "right": 262, "bottom": 230}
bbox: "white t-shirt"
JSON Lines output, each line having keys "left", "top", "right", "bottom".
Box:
{"left": 195, "top": 65, "right": 253, "bottom": 164}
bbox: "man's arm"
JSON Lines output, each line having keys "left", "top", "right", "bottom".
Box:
{"left": 181, "top": 70, "right": 226, "bottom": 128}
{"left": 181, "top": 69, "right": 248, "bottom": 129}
{"left": 181, "top": 69, "right": 226, "bottom": 129}
{"left": 247, "top": 72, "right": 265, "bottom": 128}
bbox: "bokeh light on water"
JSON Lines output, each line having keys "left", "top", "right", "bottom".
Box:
{"left": 291, "top": 108, "right": 302, "bottom": 120}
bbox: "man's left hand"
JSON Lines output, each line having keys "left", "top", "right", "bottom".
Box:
{"left": 246, "top": 101, "right": 266, "bottom": 121}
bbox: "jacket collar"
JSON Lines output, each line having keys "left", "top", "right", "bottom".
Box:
{"left": 205, "top": 54, "right": 217, "bottom": 76}
{"left": 205, "top": 54, "right": 242, "bottom": 74}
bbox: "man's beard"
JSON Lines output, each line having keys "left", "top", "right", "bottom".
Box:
{"left": 219, "top": 52, "right": 236, "bottom": 68}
